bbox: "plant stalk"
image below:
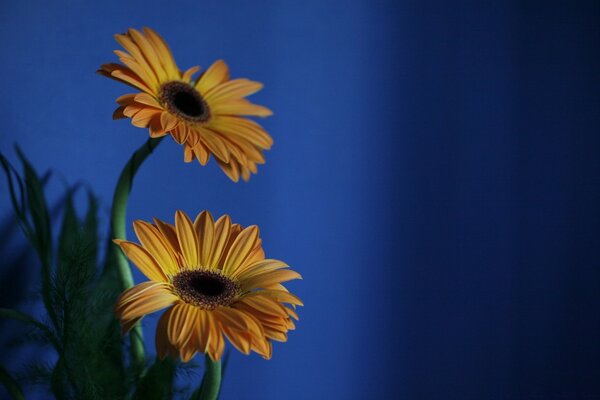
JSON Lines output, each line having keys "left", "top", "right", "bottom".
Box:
{"left": 199, "top": 356, "right": 222, "bottom": 400}
{"left": 109, "top": 136, "right": 164, "bottom": 371}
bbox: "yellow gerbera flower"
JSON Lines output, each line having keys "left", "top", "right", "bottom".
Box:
{"left": 114, "top": 210, "right": 302, "bottom": 362}
{"left": 98, "top": 28, "right": 273, "bottom": 182}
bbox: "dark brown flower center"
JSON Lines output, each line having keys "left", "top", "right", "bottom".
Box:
{"left": 159, "top": 81, "right": 210, "bottom": 122}
{"left": 172, "top": 269, "right": 238, "bottom": 309}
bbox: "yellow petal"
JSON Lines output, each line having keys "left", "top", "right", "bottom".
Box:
{"left": 209, "top": 116, "right": 273, "bottom": 149}
{"left": 197, "top": 310, "right": 212, "bottom": 355}
{"left": 221, "top": 134, "right": 266, "bottom": 164}
{"left": 131, "top": 108, "right": 160, "bottom": 128}
{"left": 116, "top": 93, "right": 137, "bottom": 106}
{"left": 171, "top": 124, "right": 189, "bottom": 144}
{"left": 286, "top": 306, "right": 299, "bottom": 321}
{"left": 222, "top": 226, "right": 259, "bottom": 275}
{"left": 184, "top": 144, "right": 194, "bottom": 163}
{"left": 234, "top": 308, "right": 265, "bottom": 338}
{"left": 186, "top": 128, "right": 201, "bottom": 147}
{"left": 233, "top": 301, "right": 283, "bottom": 326}
{"left": 240, "top": 269, "right": 302, "bottom": 291}
{"left": 211, "top": 99, "right": 272, "bottom": 117}
{"left": 232, "top": 258, "right": 286, "bottom": 280}
{"left": 197, "top": 127, "right": 230, "bottom": 162}
{"left": 142, "top": 27, "right": 179, "bottom": 80}
{"left": 133, "top": 220, "right": 180, "bottom": 275}
{"left": 205, "top": 79, "right": 263, "bottom": 104}
{"left": 116, "top": 282, "right": 178, "bottom": 321}
{"left": 251, "top": 336, "right": 272, "bottom": 359}
{"left": 242, "top": 245, "right": 265, "bottom": 267}
{"left": 246, "top": 290, "right": 304, "bottom": 306}
{"left": 113, "top": 106, "right": 126, "bottom": 120}
{"left": 128, "top": 28, "right": 168, "bottom": 83}
{"left": 153, "top": 218, "right": 180, "bottom": 254}
{"left": 111, "top": 69, "right": 153, "bottom": 94}
{"left": 195, "top": 59, "right": 230, "bottom": 94}
{"left": 216, "top": 159, "right": 240, "bottom": 183}
{"left": 115, "top": 50, "right": 158, "bottom": 90}
{"left": 264, "top": 329, "right": 288, "bottom": 343}
{"left": 116, "top": 281, "right": 161, "bottom": 307}
{"left": 209, "top": 215, "right": 231, "bottom": 267}
{"left": 115, "top": 33, "right": 158, "bottom": 87}
{"left": 134, "top": 92, "right": 161, "bottom": 108}
{"left": 207, "top": 315, "right": 225, "bottom": 361}
{"left": 214, "top": 307, "right": 249, "bottom": 332}
{"left": 167, "top": 303, "right": 196, "bottom": 348}
{"left": 156, "top": 306, "right": 179, "bottom": 360}
{"left": 123, "top": 104, "right": 145, "bottom": 118}
{"left": 182, "top": 65, "right": 201, "bottom": 82}
{"left": 222, "top": 326, "right": 251, "bottom": 355}
{"left": 149, "top": 116, "right": 167, "bottom": 138}
{"left": 114, "top": 239, "right": 168, "bottom": 281}
{"left": 192, "top": 143, "right": 210, "bottom": 166}
{"left": 193, "top": 211, "right": 214, "bottom": 267}
{"left": 120, "top": 316, "right": 142, "bottom": 334}
{"left": 180, "top": 341, "right": 197, "bottom": 362}
{"left": 160, "top": 111, "right": 179, "bottom": 132}
{"left": 240, "top": 296, "right": 289, "bottom": 318}
{"left": 175, "top": 210, "right": 199, "bottom": 268}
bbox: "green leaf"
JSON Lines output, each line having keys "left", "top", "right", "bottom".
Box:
{"left": 0, "top": 365, "right": 25, "bottom": 400}
{"left": 0, "top": 308, "right": 58, "bottom": 349}
{"left": 50, "top": 356, "right": 71, "bottom": 400}
{"left": 132, "top": 357, "right": 176, "bottom": 400}
{"left": 14, "top": 146, "right": 56, "bottom": 328}
{"left": 82, "top": 190, "right": 99, "bottom": 265}
{"left": 50, "top": 191, "right": 129, "bottom": 399}
{"left": 15, "top": 145, "right": 52, "bottom": 266}
{"left": 57, "top": 189, "right": 79, "bottom": 266}
{"left": 2, "top": 150, "right": 134, "bottom": 398}
{"left": 0, "top": 154, "right": 32, "bottom": 238}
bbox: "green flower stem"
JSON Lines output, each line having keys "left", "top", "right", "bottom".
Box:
{"left": 199, "top": 356, "right": 222, "bottom": 400}
{"left": 110, "top": 136, "right": 164, "bottom": 371}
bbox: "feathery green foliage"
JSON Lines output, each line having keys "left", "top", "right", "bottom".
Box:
{"left": 0, "top": 149, "right": 133, "bottom": 399}
{"left": 0, "top": 149, "right": 218, "bottom": 400}
{"left": 0, "top": 365, "right": 25, "bottom": 400}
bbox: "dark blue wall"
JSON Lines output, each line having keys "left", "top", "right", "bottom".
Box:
{"left": 1, "top": 1, "right": 599, "bottom": 399}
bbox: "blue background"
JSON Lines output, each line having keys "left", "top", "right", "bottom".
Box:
{"left": 1, "top": 1, "right": 600, "bottom": 399}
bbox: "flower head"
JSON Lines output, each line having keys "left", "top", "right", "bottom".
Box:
{"left": 114, "top": 211, "right": 302, "bottom": 361}
{"left": 99, "top": 28, "right": 273, "bottom": 182}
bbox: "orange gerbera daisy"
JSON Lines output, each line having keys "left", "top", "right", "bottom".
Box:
{"left": 114, "top": 211, "right": 302, "bottom": 362}
{"left": 98, "top": 28, "right": 273, "bottom": 182}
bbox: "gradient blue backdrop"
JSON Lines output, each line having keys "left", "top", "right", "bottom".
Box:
{"left": 1, "top": 1, "right": 600, "bottom": 399}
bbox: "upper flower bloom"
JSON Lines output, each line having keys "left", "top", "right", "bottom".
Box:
{"left": 99, "top": 28, "right": 273, "bottom": 182}
{"left": 114, "top": 210, "right": 302, "bottom": 362}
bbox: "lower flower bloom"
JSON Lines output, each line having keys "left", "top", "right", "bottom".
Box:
{"left": 114, "top": 210, "right": 302, "bottom": 361}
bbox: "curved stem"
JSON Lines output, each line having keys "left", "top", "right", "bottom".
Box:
{"left": 109, "top": 136, "right": 164, "bottom": 372}
{"left": 199, "top": 356, "right": 222, "bottom": 400}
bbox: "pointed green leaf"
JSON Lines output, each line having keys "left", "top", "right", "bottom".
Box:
{"left": 0, "top": 365, "right": 25, "bottom": 400}
{"left": 50, "top": 356, "right": 71, "bottom": 400}
{"left": 0, "top": 308, "right": 58, "bottom": 349}
{"left": 14, "top": 146, "right": 57, "bottom": 328}
{"left": 0, "top": 154, "right": 31, "bottom": 237}
{"left": 57, "top": 189, "right": 79, "bottom": 265}
{"left": 15, "top": 145, "right": 52, "bottom": 265}
{"left": 82, "top": 190, "right": 99, "bottom": 264}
